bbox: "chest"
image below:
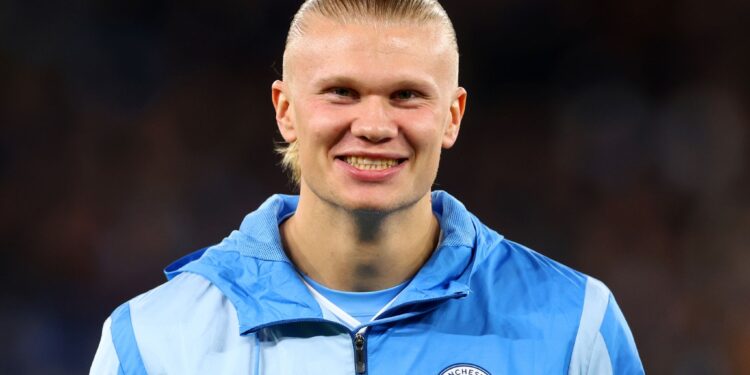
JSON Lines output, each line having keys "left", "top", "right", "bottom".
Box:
{"left": 251, "top": 321, "right": 574, "bottom": 375}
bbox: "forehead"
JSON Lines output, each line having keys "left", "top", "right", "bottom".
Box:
{"left": 284, "top": 15, "right": 457, "bottom": 88}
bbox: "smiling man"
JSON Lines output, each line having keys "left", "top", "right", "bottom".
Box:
{"left": 91, "top": 1, "right": 643, "bottom": 374}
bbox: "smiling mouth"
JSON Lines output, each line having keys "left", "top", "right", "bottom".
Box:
{"left": 341, "top": 156, "right": 406, "bottom": 171}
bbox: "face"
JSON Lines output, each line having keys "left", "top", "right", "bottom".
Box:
{"left": 273, "top": 15, "right": 467, "bottom": 213}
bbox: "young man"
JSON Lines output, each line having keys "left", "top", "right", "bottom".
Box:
{"left": 91, "top": 1, "right": 644, "bottom": 374}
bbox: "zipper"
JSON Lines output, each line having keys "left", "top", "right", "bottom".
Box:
{"left": 354, "top": 329, "right": 367, "bottom": 374}
{"left": 373, "top": 291, "right": 468, "bottom": 322}
{"left": 350, "top": 291, "right": 467, "bottom": 375}
{"left": 244, "top": 292, "right": 468, "bottom": 374}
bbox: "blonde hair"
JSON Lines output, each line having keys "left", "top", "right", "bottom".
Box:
{"left": 276, "top": 140, "right": 300, "bottom": 185}
{"left": 276, "top": 0, "right": 458, "bottom": 185}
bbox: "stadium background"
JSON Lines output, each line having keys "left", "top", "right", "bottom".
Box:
{"left": 1, "top": 0, "right": 748, "bottom": 373}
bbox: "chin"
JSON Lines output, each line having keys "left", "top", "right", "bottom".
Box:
{"left": 302, "top": 177, "right": 430, "bottom": 215}
{"left": 347, "top": 202, "right": 399, "bottom": 215}
{"left": 338, "top": 191, "right": 425, "bottom": 215}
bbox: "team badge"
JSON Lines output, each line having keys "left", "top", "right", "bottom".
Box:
{"left": 439, "top": 363, "right": 491, "bottom": 375}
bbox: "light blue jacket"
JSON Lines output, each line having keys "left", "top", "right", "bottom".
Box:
{"left": 91, "top": 191, "right": 644, "bottom": 374}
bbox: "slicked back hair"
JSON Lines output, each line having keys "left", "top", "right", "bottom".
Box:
{"left": 286, "top": 0, "right": 457, "bottom": 55}
{"left": 277, "top": 0, "right": 458, "bottom": 186}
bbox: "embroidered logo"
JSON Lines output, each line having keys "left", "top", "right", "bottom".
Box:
{"left": 439, "top": 364, "right": 491, "bottom": 375}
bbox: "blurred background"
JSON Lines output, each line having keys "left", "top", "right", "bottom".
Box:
{"left": 1, "top": 0, "right": 749, "bottom": 373}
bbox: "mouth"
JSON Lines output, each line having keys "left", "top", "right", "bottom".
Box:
{"left": 338, "top": 156, "right": 407, "bottom": 171}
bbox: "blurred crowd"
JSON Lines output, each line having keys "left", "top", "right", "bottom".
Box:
{"left": 1, "top": 0, "right": 748, "bottom": 373}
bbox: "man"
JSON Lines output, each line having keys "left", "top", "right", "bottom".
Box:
{"left": 91, "top": 0, "right": 644, "bottom": 374}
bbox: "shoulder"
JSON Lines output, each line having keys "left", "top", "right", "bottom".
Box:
{"left": 475, "top": 230, "right": 612, "bottom": 326}
{"left": 568, "top": 276, "right": 644, "bottom": 374}
{"left": 472, "top": 234, "right": 643, "bottom": 373}
{"left": 463, "top": 224, "right": 589, "bottom": 331}
{"left": 109, "top": 272, "right": 248, "bottom": 374}
{"left": 126, "top": 271, "right": 239, "bottom": 343}
{"left": 474, "top": 231, "right": 590, "bottom": 300}
{"left": 127, "top": 272, "right": 231, "bottom": 325}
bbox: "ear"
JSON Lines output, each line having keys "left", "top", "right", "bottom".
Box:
{"left": 272, "top": 80, "right": 296, "bottom": 142}
{"left": 442, "top": 87, "right": 467, "bottom": 149}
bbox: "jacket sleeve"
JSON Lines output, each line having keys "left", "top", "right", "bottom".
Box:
{"left": 569, "top": 277, "right": 644, "bottom": 375}
{"left": 592, "top": 294, "right": 644, "bottom": 374}
{"left": 90, "top": 302, "right": 149, "bottom": 375}
{"left": 90, "top": 317, "right": 121, "bottom": 375}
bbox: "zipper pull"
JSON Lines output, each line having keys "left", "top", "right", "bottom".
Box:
{"left": 354, "top": 332, "right": 366, "bottom": 374}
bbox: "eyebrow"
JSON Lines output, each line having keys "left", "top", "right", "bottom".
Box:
{"left": 312, "top": 75, "right": 438, "bottom": 94}
{"left": 313, "top": 76, "right": 358, "bottom": 89}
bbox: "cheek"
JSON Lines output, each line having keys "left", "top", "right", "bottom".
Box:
{"left": 296, "top": 101, "right": 352, "bottom": 141}
{"left": 399, "top": 110, "right": 448, "bottom": 149}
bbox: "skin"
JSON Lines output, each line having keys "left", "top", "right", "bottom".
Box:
{"left": 272, "top": 15, "right": 467, "bottom": 291}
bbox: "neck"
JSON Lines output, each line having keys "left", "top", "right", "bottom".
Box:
{"left": 281, "top": 188, "right": 440, "bottom": 292}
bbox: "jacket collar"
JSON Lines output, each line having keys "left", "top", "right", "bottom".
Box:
{"left": 165, "top": 190, "right": 495, "bottom": 334}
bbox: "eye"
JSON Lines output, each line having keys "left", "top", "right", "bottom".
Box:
{"left": 331, "top": 87, "right": 354, "bottom": 97}
{"left": 392, "top": 90, "right": 419, "bottom": 100}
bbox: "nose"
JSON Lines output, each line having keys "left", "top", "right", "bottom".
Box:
{"left": 350, "top": 97, "right": 398, "bottom": 143}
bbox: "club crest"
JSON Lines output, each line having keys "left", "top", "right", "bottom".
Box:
{"left": 439, "top": 364, "right": 491, "bottom": 375}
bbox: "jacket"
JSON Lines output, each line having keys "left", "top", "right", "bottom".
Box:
{"left": 90, "top": 190, "right": 644, "bottom": 374}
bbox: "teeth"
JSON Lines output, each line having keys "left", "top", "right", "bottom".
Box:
{"left": 344, "top": 156, "right": 399, "bottom": 170}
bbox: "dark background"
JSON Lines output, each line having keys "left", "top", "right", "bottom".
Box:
{"left": 1, "top": 0, "right": 749, "bottom": 373}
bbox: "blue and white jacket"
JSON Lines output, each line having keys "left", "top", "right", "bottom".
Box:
{"left": 91, "top": 191, "right": 644, "bottom": 374}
